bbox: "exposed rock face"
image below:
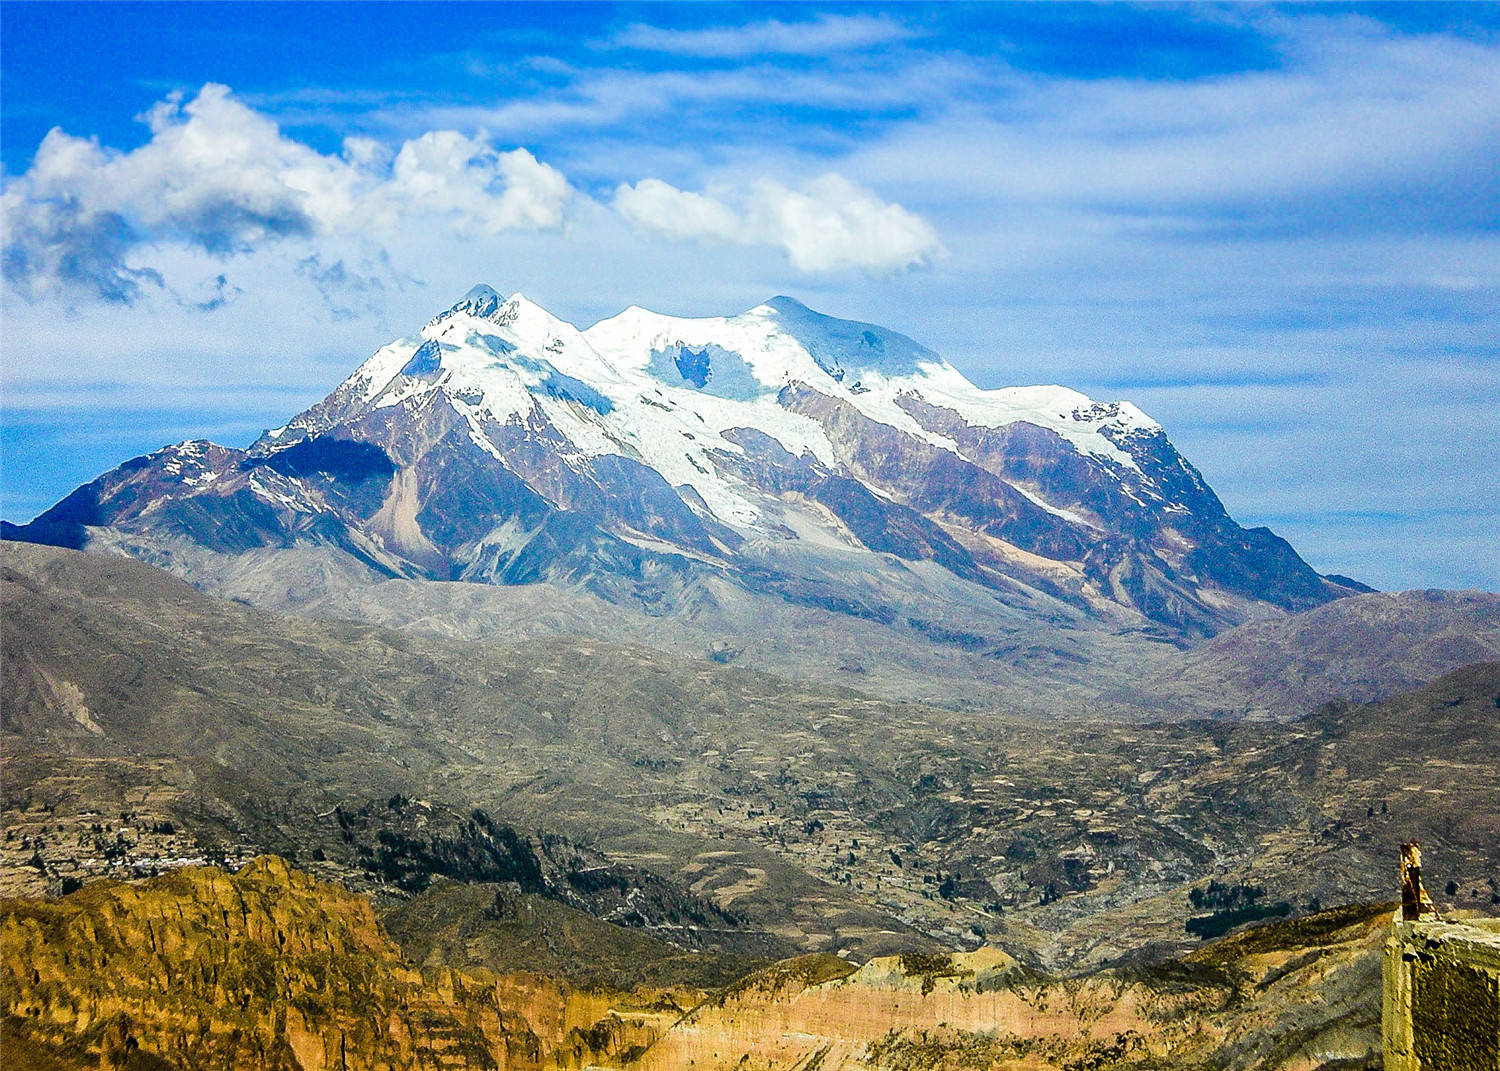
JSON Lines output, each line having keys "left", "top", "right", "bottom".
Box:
{"left": 0, "top": 855, "right": 1398, "bottom": 1071}
{"left": 1384, "top": 915, "right": 1500, "bottom": 1071}
{"left": 1, "top": 857, "right": 694, "bottom": 1070}
{"left": 4, "top": 288, "right": 1355, "bottom": 643}
{"left": 634, "top": 905, "right": 1393, "bottom": 1070}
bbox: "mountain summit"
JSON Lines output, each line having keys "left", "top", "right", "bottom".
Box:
{"left": 5, "top": 287, "right": 1360, "bottom": 639}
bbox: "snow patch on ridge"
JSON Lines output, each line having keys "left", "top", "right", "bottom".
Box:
{"left": 907, "top": 364, "right": 1156, "bottom": 470}
{"left": 1010, "top": 482, "right": 1098, "bottom": 529}
{"left": 290, "top": 285, "right": 1167, "bottom": 532}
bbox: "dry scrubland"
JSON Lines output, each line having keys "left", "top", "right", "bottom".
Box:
{"left": 3, "top": 542, "right": 1498, "bottom": 1068}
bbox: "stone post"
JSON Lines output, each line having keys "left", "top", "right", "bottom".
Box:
{"left": 1384, "top": 843, "right": 1500, "bottom": 1070}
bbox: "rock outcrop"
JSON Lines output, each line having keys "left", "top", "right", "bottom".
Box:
{"left": 0, "top": 851, "right": 1416, "bottom": 1071}
{"left": 633, "top": 905, "right": 1393, "bottom": 1070}
{"left": 1, "top": 857, "right": 694, "bottom": 1070}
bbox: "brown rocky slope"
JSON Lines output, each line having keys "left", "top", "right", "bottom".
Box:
{"left": 2, "top": 856, "right": 696, "bottom": 1070}
{"left": 2, "top": 854, "right": 1399, "bottom": 1071}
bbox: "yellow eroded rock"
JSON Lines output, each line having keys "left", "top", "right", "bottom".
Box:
{"left": 1, "top": 857, "right": 682, "bottom": 1071}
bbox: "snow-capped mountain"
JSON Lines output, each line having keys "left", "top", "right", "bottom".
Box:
{"left": 6, "top": 286, "right": 1361, "bottom": 638}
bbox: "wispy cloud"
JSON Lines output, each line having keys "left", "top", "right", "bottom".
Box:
{"left": 400, "top": 58, "right": 983, "bottom": 149}
{"left": 379, "top": 12, "right": 1500, "bottom": 236}
{"left": 846, "top": 23, "right": 1500, "bottom": 218}
{"left": 609, "top": 14, "right": 915, "bottom": 58}
{"left": 295, "top": 251, "right": 418, "bottom": 322}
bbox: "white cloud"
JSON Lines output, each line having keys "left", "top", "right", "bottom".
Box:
{"left": 396, "top": 58, "right": 989, "bottom": 148}
{"left": 2, "top": 81, "right": 942, "bottom": 304}
{"left": 847, "top": 23, "right": 1500, "bottom": 214}
{"left": 2, "top": 84, "right": 572, "bottom": 301}
{"left": 611, "top": 14, "right": 913, "bottom": 57}
{"left": 402, "top": 13, "right": 1500, "bottom": 231}
{"left": 341, "top": 136, "right": 391, "bottom": 171}
{"left": 613, "top": 178, "right": 743, "bottom": 243}
{"left": 387, "top": 133, "right": 570, "bottom": 232}
{"left": 750, "top": 175, "right": 944, "bottom": 273}
{"left": 612, "top": 173, "right": 944, "bottom": 273}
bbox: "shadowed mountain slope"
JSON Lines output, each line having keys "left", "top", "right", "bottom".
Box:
{"left": 1124, "top": 588, "right": 1500, "bottom": 719}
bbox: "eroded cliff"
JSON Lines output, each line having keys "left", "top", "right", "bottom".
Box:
{"left": 0, "top": 855, "right": 1401, "bottom": 1071}
{"left": 634, "top": 903, "right": 1392, "bottom": 1070}
{"left": 1, "top": 857, "right": 693, "bottom": 1070}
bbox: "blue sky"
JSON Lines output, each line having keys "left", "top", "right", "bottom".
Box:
{"left": 2, "top": 2, "right": 1497, "bottom": 590}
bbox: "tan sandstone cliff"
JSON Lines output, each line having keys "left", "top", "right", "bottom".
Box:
{"left": 632, "top": 904, "right": 1392, "bottom": 1071}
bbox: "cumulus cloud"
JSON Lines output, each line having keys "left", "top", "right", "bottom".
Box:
{"left": 613, "top": 173, "right": 943, "bottom": 273}
{"left": 612, "top": 178, "right": 744, "bottom": 243}
{"left": 387, "top": 134, "right": 570, "bottom": 232}
{"left": 1, "top": 80, "right": 940, "bottom": 305}
{"left": 0, "top": 192, "right": 163, "bottom": 303}
{"left": 1, "top": 84, "right": 572, "bottom": 302}
{"left": 750, "top": 175, "right": 944, "bottom": 273}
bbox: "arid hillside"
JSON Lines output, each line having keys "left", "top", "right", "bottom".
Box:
{"left": 2, "top": 856, "right": 699, "bottom": 1071}
{"left": 2, "top": 856, "right": 1401, "bottom": 1070}
{"left": 4, "top": 541, "right": 1497, "bottom": 974}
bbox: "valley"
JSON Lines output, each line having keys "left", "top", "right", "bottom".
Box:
{"left": 5, "top": 542, "right": 1498, "bottom": 979}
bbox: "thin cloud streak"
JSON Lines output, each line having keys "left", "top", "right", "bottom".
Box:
{"left": 608, "top": 14, "right": 916, "bottom": 58}
{"left": 846, "top": 34, "right": 1500, "bottom": 214}
{"left": 392, "top": 56, "right": 997, "bottom": 153}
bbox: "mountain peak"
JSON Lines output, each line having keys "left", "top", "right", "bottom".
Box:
{"left": 7, "top": 286, "right": 1346, "bottom": 640}
{"left": 447, "top": 283, "right": 503, "bottom": 320}
{"left": 755, "top": 294, "right": 940, "bottom": 381}
{"left": 426, "top": 287, "right": 569, "bottom": 340}
{"left": 501, "top": 291, "right": 549, "bottom": 315}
